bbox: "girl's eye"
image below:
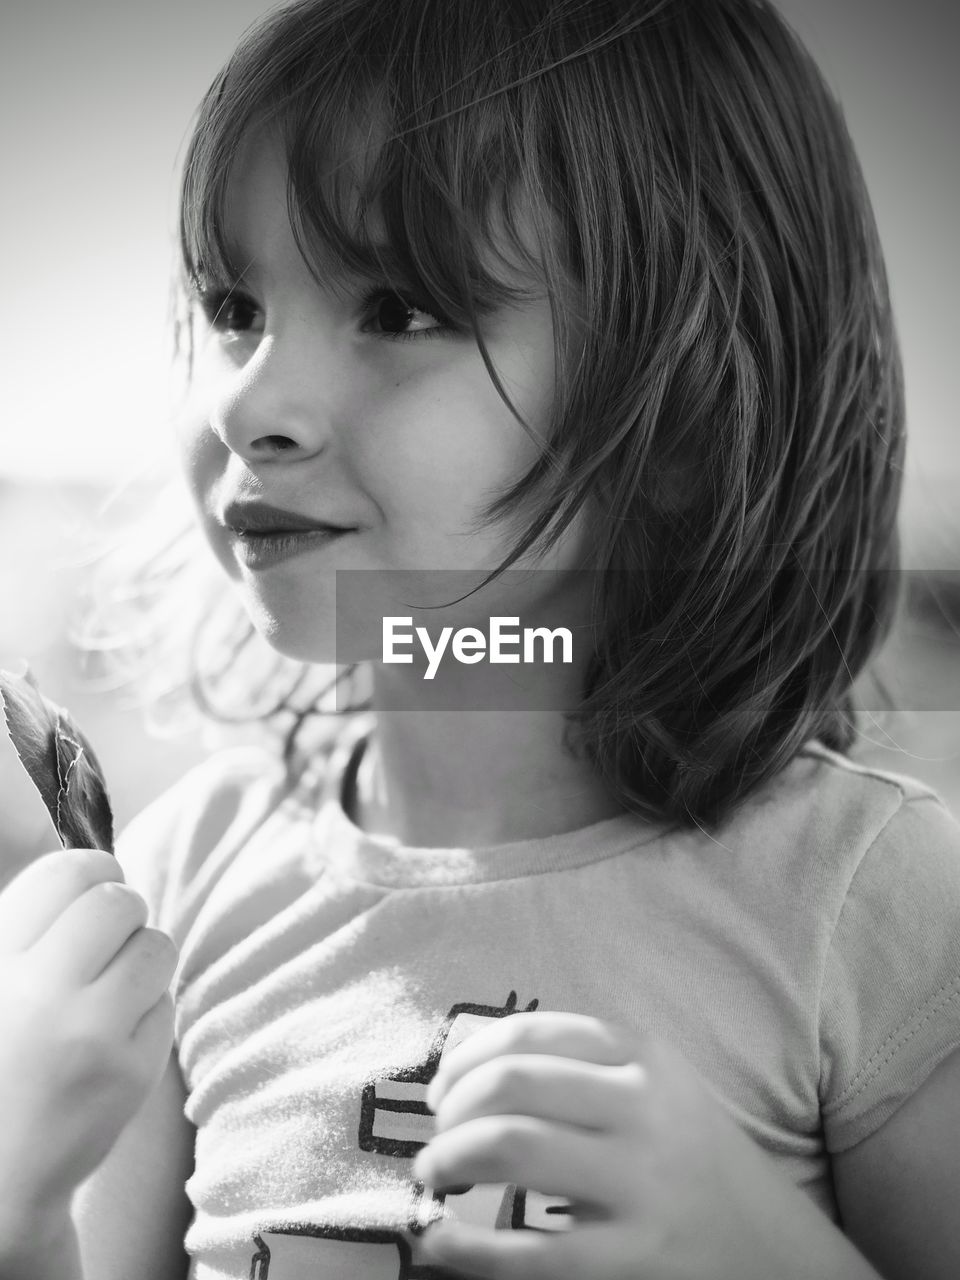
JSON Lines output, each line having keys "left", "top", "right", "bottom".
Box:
{"left": 196, "top": 289, "right": 262, "bottom": 336}
{"left": 192, "top": 283, "right": 449, "bottom": 342}
{"left": 360, "top": 287, "right": 447, "bottom": 342}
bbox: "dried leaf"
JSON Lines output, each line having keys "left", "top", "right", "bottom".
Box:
{"left": 0, "top": 666, "right": 114, "bottom": 855}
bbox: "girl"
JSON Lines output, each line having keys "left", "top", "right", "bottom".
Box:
{"left": 3, "top": 0, "right": 959, "bottom": 1277}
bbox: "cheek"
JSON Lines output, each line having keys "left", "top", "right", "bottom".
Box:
{"left": 361, "top": 362, "right": 546, "bottom": 515}
{"left": 177, "top": 408, "right": 219, "bottom": 496}
{"left": 175, "top": 417, "right": 240, "bottom": 576}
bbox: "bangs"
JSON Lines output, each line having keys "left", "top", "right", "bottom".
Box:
{"left": 178, "top": 0, "right": 555, "bottom": 332}
{"left": 171, "top": 0, "right": 908, "bottom": 829}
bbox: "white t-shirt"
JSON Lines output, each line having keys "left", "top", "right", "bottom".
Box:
{"left": 117, "top": 713, "right": 960, "bottom": 1280}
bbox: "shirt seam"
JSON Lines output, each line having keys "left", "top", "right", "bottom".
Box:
{"left": 318, "top": 829, "right": 665, "bottom": 890}
{"left": 823, "top": 976, "right": 960, "bottom": 1115}
{"left": 815, "top": 782, "right": 910, "bottom": 1100}
{"left": 798, "top": 743, "right": 942, "bottom": 802}
{"left": 815, "top": 790, "right": 951, "bottom": 1107}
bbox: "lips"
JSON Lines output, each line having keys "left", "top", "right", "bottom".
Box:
{"left": 220, "top": 501, "right": 356, "bottom": 537}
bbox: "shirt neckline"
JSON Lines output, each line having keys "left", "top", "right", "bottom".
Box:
{"left": 307, "top": 713, "right": 669, "bottom": 888}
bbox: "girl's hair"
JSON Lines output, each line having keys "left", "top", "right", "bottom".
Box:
{"left": 116, "top": 0, "right": 906, "bottom": 830}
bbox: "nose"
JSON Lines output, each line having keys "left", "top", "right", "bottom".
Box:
{"left": 208, "top": 329, "right": 335, "bottom": 464}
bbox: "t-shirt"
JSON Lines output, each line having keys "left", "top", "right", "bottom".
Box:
{"left": 117, "top": 713, "right": 960, "bottom": 1280}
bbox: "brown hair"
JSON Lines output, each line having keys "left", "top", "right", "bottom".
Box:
{"left": 123, "top": 0, "right": 906, "bottom": 830}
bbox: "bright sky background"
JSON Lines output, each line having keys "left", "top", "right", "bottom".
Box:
{"left": 2, "top": 0, "right": 958, "bottom": 561}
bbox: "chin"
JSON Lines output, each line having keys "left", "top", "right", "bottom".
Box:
{"left": 252, "top": 618, "right": 338, "bottom": 665}
{"left": 243, "top": 595, "right": 379, "bottom": 667}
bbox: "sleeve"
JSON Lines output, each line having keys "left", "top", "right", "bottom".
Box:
{"left": 819, "top": 793, "right": 960, "bottom": 1153}
{"left": 114, "top": 746, "right": 286, "bottom": 948}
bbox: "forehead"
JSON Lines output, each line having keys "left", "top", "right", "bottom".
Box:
{"left": 219, "top": 127, "right": 555, "bottom": 303}
{"left": 219, "top": 131, "right": 384, "bottom": 285}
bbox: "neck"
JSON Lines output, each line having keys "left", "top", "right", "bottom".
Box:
{"left": 350, "top": 687, "right": 625, "bottom": 850}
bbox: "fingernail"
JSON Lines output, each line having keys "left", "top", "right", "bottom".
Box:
{"left": 412, "top": 1146, "right": 432, "bottom": 1181}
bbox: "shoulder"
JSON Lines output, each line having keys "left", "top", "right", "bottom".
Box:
{"left": 728, "top": 738, "right": 959, "bottom": 893}
{"left": 794, "top": 741, "right": 960, "bottom": 915}
{"left": 114, "top": 714, "right": 371, "bottom": 938}
{"left": 114, "top": 744, "right": 289, "bottom": 937}
{"left": 794, "top": 745, "right": 960, "bottom": 1153}
{"left": 117, "top": 743, "right": 288, "bottom": 857}
{"left": 778, "top": 738, "right": 947, "bottom": 838}
{"left": 796, "top": 737, "right": 947, "bottom": 816}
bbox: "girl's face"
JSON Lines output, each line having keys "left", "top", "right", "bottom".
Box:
{"left": 180, "top": 137, "right": 595, "bottom": 666}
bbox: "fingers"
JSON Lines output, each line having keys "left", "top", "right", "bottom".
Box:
{"left": 0, "top": 848, "right": 122, "bottom": 954}
{"left": 131, "top": 994, "right": 177, "bottom": 1087}
{"left": 29, "top": 880, "right": 151, "bottom": 986}
{"left": 432, "top": 1053, "right": 646, "bottom": 1136}
{"left": 428, "top": 1012, "right": 638, "bottom": 1111}
{"left": 413, "top": 1114, "right": 610, "bottom": 1207}
{"left": 88, "top": 927, "right": 179, "bottom": 1036}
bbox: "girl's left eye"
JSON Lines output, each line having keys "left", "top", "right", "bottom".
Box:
{"left": 360, "top": 288, "right": 447, "bottom": 342}
{"left": 196, "top": 288, "right": 262, "bottom": 336}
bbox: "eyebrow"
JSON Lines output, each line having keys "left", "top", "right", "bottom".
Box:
{"left": 200, "top": 221, "right": 500, "bottom": 319}
{"left": 327, "top": 242, "right": 422, "bottom": 289}
{"left": 213, "top": 231, "right": 417, "bottom": 291}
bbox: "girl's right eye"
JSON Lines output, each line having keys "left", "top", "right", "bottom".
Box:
{"left": 196, "top": 289, "right": 262, "bottom": 336}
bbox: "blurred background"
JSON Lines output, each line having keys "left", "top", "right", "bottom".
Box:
{"left": 1, "top": 0, "right": 958, "bottom": 852}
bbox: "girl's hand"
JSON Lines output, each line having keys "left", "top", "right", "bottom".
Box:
{"left": 415, "top": 1012, "right": 818, "bottom": 1280}
{"left": 0, "top": 848, "right": 177, "bottom": 1252}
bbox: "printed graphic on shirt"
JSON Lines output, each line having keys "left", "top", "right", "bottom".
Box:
{"left": 250, "top": 1225, "right": 412, "bottom": 1280}
{"left": 249, "top": 991, "right": 571, "bottom": 1279}
{"left": 359, "top": 989, "right": 539, "bottom": 1160}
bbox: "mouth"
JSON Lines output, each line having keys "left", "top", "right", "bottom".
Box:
{"left": 220, "top": 501, "right": 357, "bottom": 538}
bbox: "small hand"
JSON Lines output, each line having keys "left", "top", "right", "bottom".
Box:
{"left": 414, "top": 1011, "right": 789, "bottom": 1280}
{"left": 0, "top": 848, "right": 177, "bottom": 1251}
